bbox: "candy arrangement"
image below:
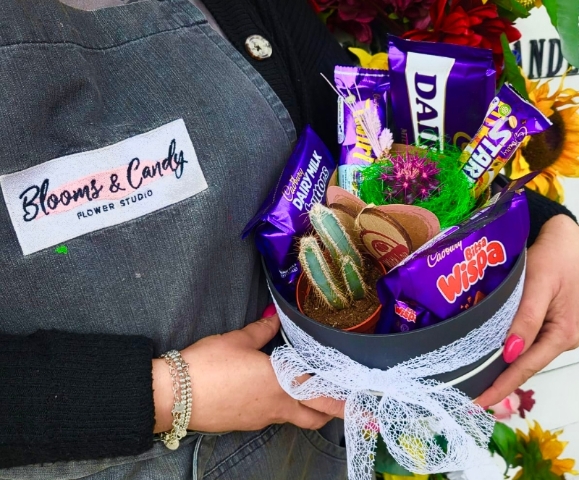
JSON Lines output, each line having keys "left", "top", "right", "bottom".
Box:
{"left": 246, "top": 37, "right": 550, "bottom": 338}
{"left": 243, "top": 36, "right": 557, "bottom": 480}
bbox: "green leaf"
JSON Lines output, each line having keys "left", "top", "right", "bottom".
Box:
{"left": 542, "top": 0, "right": 579, "bottom": 67}
{"left": 492, "top": 0, "right": 530, "bottom": 19}
{"left": 318, "top": 8, "right": 335, "bottom": 24}
{"left": 496, "top": 6, "right": 520, "bottom": 22}
{"left": 500, "top": 33, "right": 530, "bottom": 101}
{"left": 374, "top": 435, "right": 415, "bottom": 476}
{"left": 433, "top": 435, "right": 448, "bottom": 454}
{"left": 541, "top": 0, "right": 559, "bottom": 27}
{"left": 489, "top": 421, "right": 519, "bottom": 467}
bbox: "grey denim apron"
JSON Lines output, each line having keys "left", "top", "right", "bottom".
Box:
{"left": 0, "top": 0, "right": 347, "bottom": 478}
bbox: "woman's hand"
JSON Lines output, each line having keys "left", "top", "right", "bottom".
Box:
{"left": 476, "top": 214, "right": 579, "bottom": 408}
{"left": 152, "top": 310, "right": 334, "bottom": 433}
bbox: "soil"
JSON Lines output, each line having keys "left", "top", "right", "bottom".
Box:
{"left": 302, "top": 266, "right": 382, "bottom": 330}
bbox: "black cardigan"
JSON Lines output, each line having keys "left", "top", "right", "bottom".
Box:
{"left": 0, "top": 0, "right": 575, "bottom": 468}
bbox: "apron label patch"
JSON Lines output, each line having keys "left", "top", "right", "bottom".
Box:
{"left": 0, "top": 119, "right": 208, "bottom": 255}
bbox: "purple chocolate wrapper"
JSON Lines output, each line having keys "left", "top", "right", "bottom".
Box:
{"left": 460, "top": 84, "right": 552, "bottom": 197}
{"left": 335, "top": 66, "right": 390, "bottom": 196}
{"left": 242, "top": 126, "right": 335, "bottom": 300}
{"left": 389, "top": 36, "right": 496, "bottom": 150}
{"left": 376, "top": 175, "right": 533, "bottom": 334}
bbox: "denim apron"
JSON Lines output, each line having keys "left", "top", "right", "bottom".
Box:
{"left": 0, "top": 0, "right": 347, "bottom": 478}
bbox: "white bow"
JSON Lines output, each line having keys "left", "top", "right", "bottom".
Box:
{"left": 270, "top": 256, "right": 525, "bottom": 479}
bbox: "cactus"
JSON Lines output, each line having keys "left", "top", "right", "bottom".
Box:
{"left": 339, "top": 256, "right": 366, "bottom": 301}
{"left": 309, "top": 203, "right": 363, "bottom": 269}
{"left": 298, "top": 236, "right": 350, "bottom": 310}
{"left": 298, "top": 204, "right": 370, "bottom": 311}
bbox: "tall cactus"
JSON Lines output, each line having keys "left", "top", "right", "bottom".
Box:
{"left": 298, "top": 204, "right": 370, "bottom": 310}
{"left": 309, "top": 203, "right": 363, "bottom": 269}
{"left": 298, "top": 236, "right": 350, "bottom": 310}
{"left": 339, "top": 256, "right": 366, "bottom": 301}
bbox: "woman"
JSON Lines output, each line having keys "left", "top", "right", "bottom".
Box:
{"left": 0, "top": 0, "right": 577, "bottom": 479}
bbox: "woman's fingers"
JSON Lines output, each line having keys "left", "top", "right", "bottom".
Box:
{"left": 289, "top": 403, "right": 333, "bottom": 430}
{"left": 476, "top": 327, "right": 563, "bottom": 407}
{"left": 300, "top": 396, "right": 346, "bottom": 419}
{"left": 502, "top": 244, "right": 555, "bottom": 363}
{"left": 228, "top": 313, "right": 281, "bottom": 350}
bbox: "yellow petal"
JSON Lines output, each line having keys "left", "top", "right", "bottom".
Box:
{"left": 541, "top": 439, "right": 565, "bottom": 459}
{"left": 369, "top": 52, "right": 389, "bottom": 70}
{"left": 348, "top": 48, "right": 373, "bottom": 69}
{"left": 544, "top": 169, "right": 565, "bottom": 203}
{"left": 348, "top": 48, "right": 388, "bottom": 70}
{"left": 510, "top": 150, "right": 532, "bottom": 178}
{"left": 551, "top": 457, "right": 577, "bottom": 475}
{"left": 555, "top": 156, "right": 579, "bottom": 178}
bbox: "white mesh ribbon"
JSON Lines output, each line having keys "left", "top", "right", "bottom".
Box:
{"left": 270, "top": 257, "right": 526, "bottom": 480}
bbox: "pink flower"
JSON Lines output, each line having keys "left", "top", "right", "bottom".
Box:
{"left": 490, "top": 392, "right": 521, "bottom": 421}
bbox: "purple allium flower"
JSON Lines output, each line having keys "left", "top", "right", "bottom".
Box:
{"left": 380, "top": 152, "right": 440, "bottom": 204}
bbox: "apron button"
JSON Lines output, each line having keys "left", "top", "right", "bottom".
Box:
{"left": 245, "top": 35, "right": 272, "bottom": 60}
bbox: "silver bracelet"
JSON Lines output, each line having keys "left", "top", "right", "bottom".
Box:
{"left": 159, "top": 350, "right": 192, "bottom": 450}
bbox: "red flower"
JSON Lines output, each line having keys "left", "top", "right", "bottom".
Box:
{"left": 313, "top": 0, "right": 378, "bottom": 43}
{"left": 312, "top": 0, "right": 438, "bottom": 42}
{"left": 515, "top": 388, "right": 536, "bottom": 419}
{"left": 387, "top": 0, "right": 437, "bottom": 29}
{"left": 403, "top": 0, "right": 521, "bottom": 74}
{"left": 308, "top": 0, "right": 323, "bottom": 14}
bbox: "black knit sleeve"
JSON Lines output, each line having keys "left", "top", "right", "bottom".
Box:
{"left": 0, "top": 330, "right": 155, "bottom": 469}
{"left": 261, "top": 0, "right": 354, "bottom": 156}
{"left": 526, "top": 188, "right": 577, "bottom": 246}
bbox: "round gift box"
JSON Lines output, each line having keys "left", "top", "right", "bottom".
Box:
{"left": 266, "top": 252, "right": 525, "bottom": 398}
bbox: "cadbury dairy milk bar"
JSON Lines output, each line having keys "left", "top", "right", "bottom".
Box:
{"left": 389, "top": 36, "right": 496, "bottom": 150}
{"left": 460, "top": 84, "right": 552, "bottom": 198}
{"left": 375, "top": 174, "right": 533, "bottom": 334}
{"left": 335, "top": 66, "right": 389, "bottom": 196}
{"left": 242, "top": 126, "right": 335, "bottom": 300}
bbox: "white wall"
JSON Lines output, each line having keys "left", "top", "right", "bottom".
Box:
{"left": 515, "top": 8, "right": 579, "bottom": 216}
{"left": 509, "top": 10, "right": 578, "bottom": 477}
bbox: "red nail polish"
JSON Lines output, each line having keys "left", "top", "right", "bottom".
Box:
{"left": 262, "top": 303, "right": 277, "bottom": 318}
{"left": 503, "top": 334, "right": 525, "bottom": 364}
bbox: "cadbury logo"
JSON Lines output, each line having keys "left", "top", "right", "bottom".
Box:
{"left": 436, "top": 237, "right": 506, "bottom": 303}
{"left": 427, "top": 240, "right": 463, "bottom": 268}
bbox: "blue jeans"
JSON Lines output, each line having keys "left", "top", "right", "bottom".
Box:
{"left": 3, "top": 424, "right": 347, "bottom": 479}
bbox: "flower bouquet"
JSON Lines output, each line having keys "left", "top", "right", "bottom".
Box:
{"left": 311, "top": 0, "right": 579, "bottom": 203}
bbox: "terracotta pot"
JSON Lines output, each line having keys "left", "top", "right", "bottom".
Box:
{"left": 295, "top": 264, "right": 384, "bottom": 333}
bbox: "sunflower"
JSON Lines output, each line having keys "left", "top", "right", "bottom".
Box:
{"left": 517, "top": 0, "right": 543, "bottom": 7}
{"left": 509, "top": 72, "right": 579, "bottom": 203}
{"left": 513, "top": 421, "right": 578, "bottom": 479}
